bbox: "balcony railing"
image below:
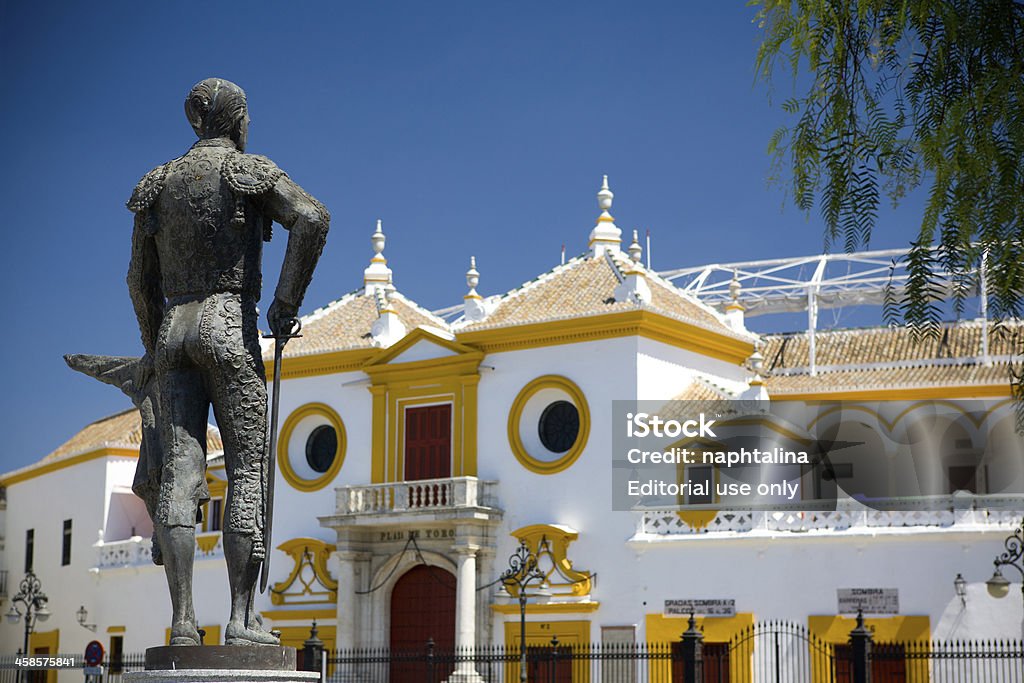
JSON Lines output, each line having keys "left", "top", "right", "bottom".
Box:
{"left": 635, "top": 493, "right": 1024, "bottom": 538}
{"left": 336, "top": 476, "right": 499, "bottom": 516}
{"left": 94, "top": 532, "right": 223, "bottom": 569}
{"left": 95, "top": 536, "right": 153, "bottom": 569}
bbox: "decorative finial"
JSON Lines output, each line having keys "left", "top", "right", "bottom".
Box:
{"left": 466, "top": 256, "right": 480, "bottom": 295}
{"left": 724, "top": 270, "right": 746, "bottom": 332}
{"left": 628, "top": 230, "right": 643, "bottom": 263}
{"left": 748, "top": 349, "right": 764, "bottom": 374}
{"left": 597, "top": 175, "right": 613, "bottom": 211}
{"left": 364, "top": 219, "right": 393, "bottom": 295}
{"left": 729, "top": 270, "right": 742, "bottom": 302}
{"left": 589, "top": 174, "right": 622, "bottom": 258}
{"left": 371, "top": 219, "right": 386, "bottom": 261}
{"left": 463, "top": 255, "right": 493, "bottom": 322}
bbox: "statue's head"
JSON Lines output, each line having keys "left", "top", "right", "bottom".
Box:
{"left": 184, "top": 78, "right": 249, "bottom": 151}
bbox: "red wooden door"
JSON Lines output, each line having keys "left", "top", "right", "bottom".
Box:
{"left": 390, "top": 565, "right": 456, "bottom": 683}
{"left": 405, "top": 404, "right": 452, "bottom": 480}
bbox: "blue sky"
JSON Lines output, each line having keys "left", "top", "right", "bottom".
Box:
{"left": 0, "top": 2, "right": 928, "bottom": 472}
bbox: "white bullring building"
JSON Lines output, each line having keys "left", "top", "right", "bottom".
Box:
{"left": 2, "top": 178, "right": 1021, "bottom": 678}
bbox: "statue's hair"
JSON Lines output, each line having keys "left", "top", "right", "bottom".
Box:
{"left": 184, "top": 78, "right": 247, "bottom": 140}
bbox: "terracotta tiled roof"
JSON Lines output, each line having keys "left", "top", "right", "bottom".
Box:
{"left": 42, "top": 409, "right": 224, "bottom": 462}
{"left": 458, "top": 254, "right": 744, "bottom": 337}
{"left": 761, "top": 320, "right": 1020, "bottom": 394}
{"left": 271, "top": 290, "right": 450, "bottom": 359}
{"left": 44, "top": 409, "right": 144, "bottom": 461}
{"left": 671, "top": 378, "right": 733, "bottom": 402}
{"left": 765, "top": 363, "right": 1013, "bottom": 394}
{"left": 2, "top": 410, "right": 223, "bottom": 482}
{"left": 762, "top": 320, "right": 1018, "bottom": 370}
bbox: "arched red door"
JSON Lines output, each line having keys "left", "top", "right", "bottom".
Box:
{"left": 390, "top": 565, "right": 456, "bottom": 683}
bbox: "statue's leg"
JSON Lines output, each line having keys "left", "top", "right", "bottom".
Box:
{"left": 156, "top": 524, "right": 199, "bottom": 645}
{"left": 155, "top": 364, "right": 209, "bottom": 646}
{"left": 207, "top": 294, "right": 278, "bottom": 646}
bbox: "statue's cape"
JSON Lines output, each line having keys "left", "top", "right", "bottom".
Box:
{"left": 222, "top": 152, "right": 285, "bottom": 195}
{"left": 64, "top": 353, "right": 144, "bottom": 403}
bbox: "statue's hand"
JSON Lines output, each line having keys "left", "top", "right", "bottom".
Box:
{"left": 267, "top": 298, "right": 300, "bottom": 342}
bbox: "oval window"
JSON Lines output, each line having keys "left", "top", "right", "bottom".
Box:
{"left": 538, "top": 401, "right": 580, "bottom": 453}
{"left": 305, "top": 425, "right": 338, "bottom": 474}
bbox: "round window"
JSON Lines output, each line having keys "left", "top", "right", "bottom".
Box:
{"left": 279, "top": 403, "right": 346, "bottom": 492}
{"left": 538, "top": 401, "right": 580, "bottom": 453}
{"left": 305, "top": 425, "right": 338, "bottom": 473}
{"left": 508, "top": 375, "right": 590, "bottom": 475}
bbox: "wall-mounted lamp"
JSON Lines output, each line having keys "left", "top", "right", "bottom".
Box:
{"left": 953, "top": 573, "right": 967, "bottom": 607}
{"left": 76, "top": 605, "right": 96, "bottom": 632}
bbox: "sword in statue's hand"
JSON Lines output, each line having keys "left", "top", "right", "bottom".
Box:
{"left": 260, "top": 316, "right": 302, "bottom": 594}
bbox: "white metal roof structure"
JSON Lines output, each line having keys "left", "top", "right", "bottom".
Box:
{"left": 433, "top": 246, "right": 991, "bottom": 375}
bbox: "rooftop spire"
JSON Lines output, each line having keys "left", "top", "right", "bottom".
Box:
{"left": 724, "top": 270, "right": 746, "bottom": 332}
{"left": 628, "top": 229, "right": 643, "bottom": 263}
{"left": 465, "top": 256, "right": 481, "bottom": 299}
{"left": 589, "top": 175, "right": 622, "bottom": 258}
{"left": 463, "top": 255, "right": 493, "bottom": 322}
{"left": 363, "top": 219, "right": 393, "bottom": 296}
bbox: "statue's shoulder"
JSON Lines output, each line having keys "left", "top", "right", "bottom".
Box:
{"left": 127, "top": 162, "right": 172, "bottom": 213}
{"left": 222, "top": 151, "right": 287, "bottom": 196}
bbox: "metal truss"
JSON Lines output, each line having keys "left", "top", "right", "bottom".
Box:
{"left": 431, "top": 247, "right": 989, "bottom": 375}
{"left": 656, "top": 247, "right": 974, "bottom": 318}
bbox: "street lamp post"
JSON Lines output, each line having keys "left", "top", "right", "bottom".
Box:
{"left": 5, "top": 570, "right": 51, "bottom": 679}
{"left": 986, "top": 516, "right": 1024, "bottom": 603}
{"left": 500, "top": 542, "right": 547, "bottom": 683}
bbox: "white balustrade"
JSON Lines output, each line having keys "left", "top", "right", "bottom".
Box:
{"left": 336, "top": 477, "right": 498, "bottom": 516}
{"left": 638, "top": 494, "right": 1024, "bottom": 537}
{"left": 94, "top": 532, "right": 223, "bottom": 570}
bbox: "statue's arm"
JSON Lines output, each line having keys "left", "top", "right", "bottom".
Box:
{"left": 126, "top": 214, "right": 165, "bottom": 355}
{"left": 262, "top": 176, "right": 330, "bottom": 331}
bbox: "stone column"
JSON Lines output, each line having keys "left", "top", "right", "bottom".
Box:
{"left": 448, "top": 544, "right": 484, "bottom": 683}
{"left": 334, "top": 550, "right": 361, "bottom": 649}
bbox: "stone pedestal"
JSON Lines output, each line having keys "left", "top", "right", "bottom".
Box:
{"left": 124, "top": 646, "right": 320, "bottom": 683}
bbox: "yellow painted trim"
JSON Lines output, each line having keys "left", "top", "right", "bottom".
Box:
{"left": 676, "top": 510, "right": 719, "bottom": 529}
{"left": 270, "top": 538, "right": 338, "bottom": 606}
{"left": 367, "top": 331, "right": 482, "bottom": 484}
{"left": 458, "top": 310, "right": 754, "bottom": 365}
{"left": 262, "top": 608, "right": 336, "bottom": 621}
{"left": 511, "top": 525, "right": 593, "bottom": 597}
{"left": 772, "top": 384, "right": 1011, "bottom": 401}
{"left": 503, "top": 620, "right": 591, "bottom": 683}
{"left": 275, "top": 624, "right": 336, "bottom": 653}
{"left": 491, "top": 602, "right": 600, "bottom": 614}
{"left": 646, "top": 613, "right": 755, "bottom": 683}
{"left": 196, "top": 532, "right": 221, "bottom": 554}
{"left": 206, "top": 473, "right": 227, "bottom": 498}
{"left": 28, "top": 629, "right": 59, "bottom": 683}
{"left": 278, "top": 403, "right": 347, "bottom": 493}
{"left": 364, "top": 327, "right": 483, "bottom": 368}
{"left": 809, "top": 615, "right": 930, "bottom": 683}
{"left": 508, "top": 375, "right": 590, "bottom": 475}
{"left": 278, "top": 348, "right": 376, "bottom": 380}
{"left": 645, "top": 612, "right": 754, "bottom": 643}
{"left": 1, "top": 447, "right": 138, "bottom": 486}
{"left": 106, "top": 625, "right": 126, "bottom": 634}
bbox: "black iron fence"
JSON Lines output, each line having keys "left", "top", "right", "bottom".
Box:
{"left": 1, "top": 625, "right": 1020, "bottom": 683}
{"left": 322, "top": 619, "right": 1024, "bottom": 683}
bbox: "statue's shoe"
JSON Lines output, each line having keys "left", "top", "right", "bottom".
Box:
{"left": 169, "top": 623, "right": 201, "bottom": 646}
{"left": 225, "top": 622, "right": 281, "bottom": 646}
